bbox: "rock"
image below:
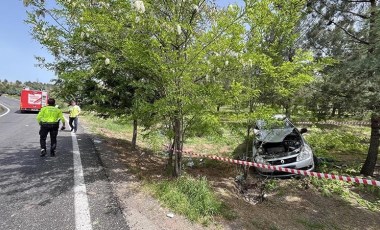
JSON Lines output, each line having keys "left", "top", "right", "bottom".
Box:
{"left": 166, "top": 213, "right": 174, "bottom": 218}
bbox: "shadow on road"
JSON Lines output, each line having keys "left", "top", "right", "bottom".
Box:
{"left": 0, "top": 135, "right": 74, "bottom": 205}
{"left": 14, "top": 110, "right": 39, "bottom": 114}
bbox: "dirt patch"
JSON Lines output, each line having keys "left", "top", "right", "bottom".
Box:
{"left": 83, "top": 123, "right": 380, "bottom": 230}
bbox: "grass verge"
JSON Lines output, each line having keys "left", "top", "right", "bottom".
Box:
{"left": 304, "top": 125, "right": 380, "bottom": 211}
{"left": 81, "top": 112, "right": 380, "bottom": 224}
{"left": 145, "top": 175, "right": 235, "bottom": 225}
{"left": 81, "top": 112, "right": 236, "bottom": 225}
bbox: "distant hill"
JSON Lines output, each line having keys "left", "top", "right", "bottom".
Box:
{"left": 0, "top": 79, "right": 53, "bottom": 95}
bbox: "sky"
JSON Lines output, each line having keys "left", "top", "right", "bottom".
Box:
{"left": 0, "top": 0, "right": 243, "bottom": 84}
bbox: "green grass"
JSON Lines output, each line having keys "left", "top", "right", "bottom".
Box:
{"left": 249, "top": 220, "right": 279, "bottom": 230}
{"left": 146, "top": 175, "right": 233, "bottom": 225}
{"left": 82, "top": 112, "right": 168, "bottom": 153}
{"left": 81, "top": 111, "right": 380, "bottom": 217}
{"left": 265, "top": 179, "right": 279, "bottom": 192}
{"left": 309, "top": 176, "right": 380, "bottom": 211}
{"left": 304, "top": 126, "right": 380, "bottom": 211}
{"left": 296, "top": 219, "right": 326, "bottom": 229}
{"left": 305, "top": 126, "right": 369, "bottom": 160}
{"left": 3, "top": 94, "right": 19, "bottom": 100}
{"left": 82, "top": 112, "right": 133, "bottom": 133}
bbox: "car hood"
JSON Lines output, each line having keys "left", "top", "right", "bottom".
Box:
{"left": 256, "top": 128, "right": 295, "bottom": 143}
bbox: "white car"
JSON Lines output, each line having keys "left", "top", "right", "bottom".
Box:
{"left": 252, "top": 115, "right": 315, "bottom": 177}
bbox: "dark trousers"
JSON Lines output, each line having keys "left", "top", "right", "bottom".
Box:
{"left": 69, "top": 117, "right": 78, "bottom": 132}
{"left": 39, "top": 123, "right": 59, "bottom": 152}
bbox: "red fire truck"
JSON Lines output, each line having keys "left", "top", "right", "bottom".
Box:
{"left": 19, "top": 88, "right": 48, "bottom": 112}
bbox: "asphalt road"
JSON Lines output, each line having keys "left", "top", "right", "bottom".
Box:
{"left": 0, "top": 96, "right": 129, "bottom": 230}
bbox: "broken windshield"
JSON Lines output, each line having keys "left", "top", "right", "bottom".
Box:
{"left": 255, "top": 118, "right": 296, "bottom": 143}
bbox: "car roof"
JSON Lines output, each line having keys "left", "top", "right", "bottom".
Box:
{"left": 273, "top": 114, "right": 286, "bottom": 120}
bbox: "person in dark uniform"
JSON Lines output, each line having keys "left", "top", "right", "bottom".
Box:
{"left": 37, "top": 98, "right": 66, "bottom": 157}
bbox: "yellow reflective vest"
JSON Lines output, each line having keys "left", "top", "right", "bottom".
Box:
{"left": 37, "top": 106, "right": 65, "bottom": 124}
{"left": 69, "top": 105, "right": 81, "bottom": 118}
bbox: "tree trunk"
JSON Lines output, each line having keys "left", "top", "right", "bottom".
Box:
{"left": 284, "top": 99, "right": 291, "bottom": 118}
{"left": 246, "top": 125, "right": 251, "bottom": 156}
{"left": 292, "top": 104, "right": 298, "bottom": 116}
{"left": 360, "top": 0, "right": 378, "bottom": 176}
{"left": 173, "top": 117, "right": 182, "bottom": 177}
{"left": 167, "top": 141, "right": 174, "bottom": 171}
{"left": 337, "top": 108, "right": 343, "bottom": 118}
{"left": 132, "top": 119, "right": 138, "bottom": 149}
{"left": 285, "top": 106, "right": 290, "bottom": 119}
{"left": 360, "top": 114, "right": 380, "bottom": 176}
{"left": 331, "top": 106, "right": 336, "bottom": 117}
{"left": 246, "top": 99, "right": 254, "bottom": 156}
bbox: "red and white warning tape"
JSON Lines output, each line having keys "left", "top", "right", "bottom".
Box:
{"left": 295, "top": 121, "right": 371, "bottom": 126}
{"left": 222, "top": 120, "right": 371, "bottom": 126}
{"left": 175, "top": 149, "right": 380, "bottom": 187}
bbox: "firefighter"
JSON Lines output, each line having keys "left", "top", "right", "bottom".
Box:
{"left": 37, "top": 98, "right": 66, "bottom": 157}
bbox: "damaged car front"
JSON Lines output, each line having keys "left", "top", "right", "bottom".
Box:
{"left": 252, "top": 116, "right": 315, "bottom": 177}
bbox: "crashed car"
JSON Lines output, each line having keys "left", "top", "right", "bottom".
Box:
{"left": 252, "top": 115, "right": 315, "bottom": 177}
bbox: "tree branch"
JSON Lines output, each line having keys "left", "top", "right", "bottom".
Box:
{"left": 312, "top": 6, "right": 370, "bottom": 45}
{"left": 341, "top": 10, "right": 369, "bottom": 19}
{"left": 347, "top": 1, "right": 371, "bottom": 2}
{"left": 181, "top": 11, "right": 246, "bottom": 80}
{"left": 330, "top": 19, "right": 369, "bottom": 45}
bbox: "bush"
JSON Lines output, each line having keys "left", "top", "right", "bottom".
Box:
{"left": 305, "top": 127, "right": 368, "bottom": 158}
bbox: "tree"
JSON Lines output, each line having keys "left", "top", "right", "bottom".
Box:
{"left": 133, "top": 1, "right": 247, "bottom": 176}
{"left": 25, "top": 0, "right": 247, "bottom": 176}
{"left": 303, "top": 0, "right": 380, "bottom": 176}
{"left": 25, "top": 0, "right": 148, "bottom": 149}
{"left": 244, "top": 0, "right": 321, "bottom": 118}
{"left": 25, "top": 0, "right": 325, "bottom": 177}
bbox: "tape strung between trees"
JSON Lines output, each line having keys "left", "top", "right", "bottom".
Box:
{"left": 295, "top": 121, "right": 371, "bottom": 126}
{"left": 173, "top": 149, "right": 380, "bottom": 187}
{"left": 221, "top": 120, "right": 371, "bottom": 126}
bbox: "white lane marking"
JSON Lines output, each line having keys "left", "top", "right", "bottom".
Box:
{"left": 0, "top": 102, "right": 11, "bottom": 117}
{"left": 71, "top": 131, "right": 93, "bottom": 230}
